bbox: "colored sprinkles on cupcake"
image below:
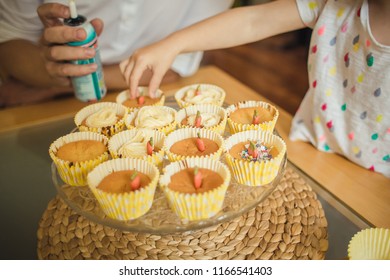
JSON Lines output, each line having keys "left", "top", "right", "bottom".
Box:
{"left": 240, "top": 140, "right": 274, "bottom": 162}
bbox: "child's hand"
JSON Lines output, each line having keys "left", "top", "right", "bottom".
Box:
{"left": 120, "top": 40, "right": 179, "bottom": 99}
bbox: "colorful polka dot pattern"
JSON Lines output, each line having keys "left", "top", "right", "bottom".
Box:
{"left": 290, "top": 0, "right": 390, "bottom": 178}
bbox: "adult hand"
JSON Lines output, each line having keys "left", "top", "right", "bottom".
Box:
{"left": 37, "top": 3, "right": 104, "bottom": 83}
{"left": 120, "top": 39, "right": 178, "bottom": 99}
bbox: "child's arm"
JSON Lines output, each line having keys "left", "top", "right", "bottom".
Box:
{"left": 121, "top": 0, "right": 305, "bottom": 97}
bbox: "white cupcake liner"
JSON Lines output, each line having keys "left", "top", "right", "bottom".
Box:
{"left": 224, "top": 130, "right": 286, "bottom": 186}
{"left": 124, "top": 105, "right": 177, "bottom": 135}
{"left": 174, "top": 83, "right": 226, "bottom": 108}
{"left": 49, "top": 131, "right": 109, "bottom": 186}
{"left": 108, "top": 129, "right": 165, "bottom": 167}
{"left": 176, "top": 104, "right": 227, "bottom": 135}
{"left": 74, "top": 102, "right": 127, "bottom": 137}
{"left": 116, "top": 87, "right": 165, "bottom": 112}
{"left": 159, "top": 157, "right": 231, "bottom": 221}
{"left": 87, "top": 158, "right": 159, "bottom": 221}
{"left": 348, "top": 228, "right": 390, "bottom": 260}
{"left": 226, "top": 100, "right": 279, "bottom": 134}
{"left": 164, "top": 127, "right": 225, "bottom": 162}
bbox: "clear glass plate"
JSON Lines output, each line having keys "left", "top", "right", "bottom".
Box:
{"left": 52, "top": 96, "right": 287, "bottom": 234}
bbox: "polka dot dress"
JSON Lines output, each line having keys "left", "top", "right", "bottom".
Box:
{"left": 290, "top": 0, "right": 390, "bottom": 178}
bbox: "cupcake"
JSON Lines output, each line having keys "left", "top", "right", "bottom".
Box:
{"left": 87, "top": 158, "right": 159, "bottom": 221}
{"left": 174, "top": 83, "right": 226, "bottom": 108}
{"left": 226, "top": 100, "right": 279, "bottom": 134}
{"left": 176, "top": 104, "right": 227, "bottom": 135}
{"left": 108, "top": 129, "right": 165, "bottom": 168}
{"left": 74, "top": 102, "right": 127, "bottom": 137}
{"left": 49, "top": 131, "right": 109, "bottom": 186}
{"left": 125, "top": 106, "right": 177, "bottom": 135}
{"left": 164, "top": 127, "right": 224, "bottom": 162}
{"left": 159, "top": 157, "right": 231, "bottom": 221}
{"left": 116, "top": 87, "right": 165, "bottom": 112}
{"left": 348, "top": 228, "right": 390, "bottom": 260}
{"left": 224, "top": 130, "right": 286, "bottom": 186}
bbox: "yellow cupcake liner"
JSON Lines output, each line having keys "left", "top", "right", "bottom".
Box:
{"left": 116, "top": 87, "right": 165, "bottom": 113}
{"left": 224, "top": 130, "right": 286, "bottom": 186}
{"left": 49, "top": 131, "right": 109, "bottom": 187}
{"left": 226, "top": 100, "right": 279, "bottom": 134}
{"left": 348, "top": 228, "right": 390, "bottom": 260}
{"left": 87, "top": 158, "right": 159, "bottom": 221}
{"left": 174, "top": 83, "right": 226, "bottom": 108}
{"left": 74, "top": 102, "right": 127, "bottom": 137}
{"left": 108, "top": 129, "right": 165, "bottom": 168}
{"left": 159, "top": 157, "right": 231, "bottom": 221}
{"left": 124, "top": 106, "right": 177, "bottom": 135}
{"left": 164, "top": 127, "right": 225, "bottom": 162}
{"left": 176, "top": 104, "right": 227, "bottom": 135}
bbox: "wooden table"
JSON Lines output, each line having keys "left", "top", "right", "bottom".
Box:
{"left": 1, "top": 65, "right": 389, "bottom": 228}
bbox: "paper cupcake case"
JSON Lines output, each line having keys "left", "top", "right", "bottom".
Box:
{"left": 224, "top": 130, "right": 286, "bottom": 186}
{"left": 49, "top": 131, "right": 109, "bottom": 187}
{"left": 108, "top": 129, "right": 166, "bottom": 168}
{"left": 164, "top": 127, "right": 225, "bottom": 162}
{"left": 116, "top": 87, "right": 165, "bottom": 113}
{"left": 348, "top": 228, "right": 390, "bottom": 260}
{"left": 87, "top": 158, "right": 160, "bottom": 221}
{"left": 124, "top": 106, "right": 177, "bottom": 135}
{"left": 174, "top": 83, "right": 226, "bottom": 108}
{"left": 226, "top": 100, "right": 279, "bottom": 134}
{"left": 74, "top": 102, "right": 127, "bottom": 137}
{"left": 159, "top": 157, "right": 231, "bottom": 221}
{"left": 176, "top": 104, "right": 227, "bottom": 135}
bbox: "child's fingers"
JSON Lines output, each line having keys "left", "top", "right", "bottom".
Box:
{"left": 148, "top": 68, "right": 165, "bottom": 98}
{"left": 128, "top": 60, "right": 145, "bottom": 99}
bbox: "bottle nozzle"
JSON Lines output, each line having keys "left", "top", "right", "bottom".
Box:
{"left": 69, "top": 0, "right": 78, "bottom": 19}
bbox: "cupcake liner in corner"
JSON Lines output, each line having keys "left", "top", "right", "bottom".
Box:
{"left": 108, "top": 129, "right": 165, "bottom": 168}
{"left": 116, "top": 87, "right": 165, "bottom": 113}
{"left": 224, "top": 130, "right": 286, "bottom": 186}
{"left": 164, "top": 127, "right": 225, "bottom": 162}
{"left": 124, "top": 106, "right": 177, "bottom": 135}
{"left": 348, "top": 228, "right": 390, "bottom": 260}
{"left": 176, "top": 104, "right": 227, "bottom": 135}
{"left": 159, "top": 157, "right": 231, "bottom": 221}
{"left": 87, "top": 158, "right": 159, "bottom": 221}
{"left": 74, "top": 102, "right": 127, "bottom": 137}
{"left": 174, "top": 83, "right": 226, "bottom": 108}
{"left": 226, "top": 100, "right": 279, "bottom": 134}
{"left": 49, "top": 131, "right": 109, "bottom": 187}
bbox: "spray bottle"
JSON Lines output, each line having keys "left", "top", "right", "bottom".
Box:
{"left": 64, "top": 0, "right": 106, "bottom": 102}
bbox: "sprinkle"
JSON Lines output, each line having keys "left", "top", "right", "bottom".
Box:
{"left": 240, "top": 140, "right": 273, "bottom": 162}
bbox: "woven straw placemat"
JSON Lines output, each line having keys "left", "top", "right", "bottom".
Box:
{"left": 37, "top": 167, "right": 328, "bottom": 260}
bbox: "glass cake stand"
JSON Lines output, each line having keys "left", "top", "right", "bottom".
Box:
{"left": 52, "top": 96, "right": 287, "bottom": 234}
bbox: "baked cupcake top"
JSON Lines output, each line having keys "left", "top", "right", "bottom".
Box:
{"left": 170, "top": 134, "right": 219, "bottom": 157}
{"left": 229, "top": 140, "right": 279, "bottom": 162}
{"left": 117, "top": 87, "right": 164, "bottom": 110}
{"left": 168, "top": 167, "right": 223, "bottom": 194}
{"left": 117, "top": 130, "right": 159, "bottom": 158}
{"left": 135, "top": 106, "right": 175, "bottom": 129}
{"left": 229, "top": 106, "right": 275, "bottom": 125}
{"left": 183, "top": 85, "right": 223, "bottom": 105}
{"left": 56, "top": 140, "right": 107, "bottom": 162}
{"left": 97, "top": 170, "right": 151, "bottom": 194}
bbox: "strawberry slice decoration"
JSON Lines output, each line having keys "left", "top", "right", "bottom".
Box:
{"left": 194, "top": 85, "right": 201, "bottom": 96}
{"left": 247, "top": 141, "right": 258, "bottom": 158}
{"left": 130, "top": 171, "right": 141, "bottom": 190}
{"left": 193, "top": 166, "right": 202, "bottom": 189}
{"left": 146, "top": 137, "right": 154, "bottom": 156}
{"left": 194, "top": 110, "right": 202, "bottom": 128}
{"left": 196, "top": 133, "right": 205, "bottom": 152}
{"left": 252, "top": 109, "right": 260, "bottom": 125}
